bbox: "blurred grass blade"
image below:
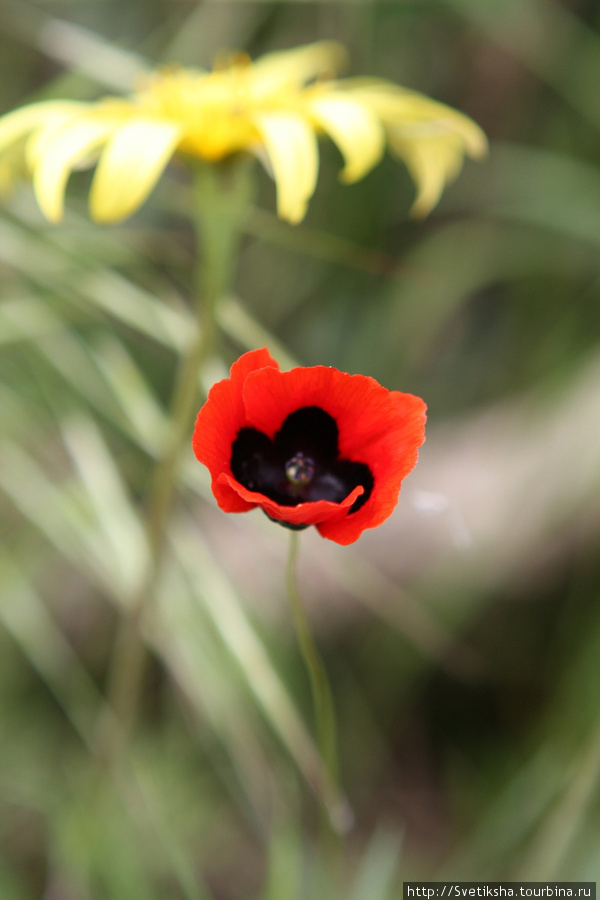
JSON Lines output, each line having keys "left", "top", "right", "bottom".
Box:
{"left": 261, "top": 815, "right": 303, "bottom": 900}
{"left": 332, "top": 549, "right": 482, "bottom": 679}
{"left": 77, "top": 266, "right": 189, "bottom": 351}
{"left": 60, "top": 413, "right": 149, "bottom": 600}
{"left": 440, "top": 747, "right": 567, "bottom": 877}
{"left": 124, "top": 758, "right": 219, "bottom": 900}
{"left": 170, "top": 516, "right": 350, "bottom": 825}
{"left": 383, "top": 214, "right": 598, "bottom": 371}
{"left": 89, "top": 334, "right": 170, "bottom": 455}
{"left": 0, "top": 296, "right": 65, "bottom": 345}
{"left": 0, "top": 441, "right": 122, "bottom": 595}
{"left": 152, "top": 556, "right": 277, "bottom": 826}
{"left": 16, "top": 312, "right": 169, "bottom": 457}
{"left": 350, "top": 829, "right": 404, "bottom": 900}
{"left": 519, "top": 718, "right": 600, "bottom": 877}
{"left": 218, "top": 293, "right": 298, "bottom": 371}
{"left": 0, "top": 217, "right": 189, "bottom": 351}
{"left": 0, "top": 0, "right": 150, "bottom": 92}
{"left": 53, "top": 782, "right": 163, "bottom": 900}
{"left": 476, "top": 142, "right": 600, "bottom": 247}
{"left": 38, "top": 17, "right": 150, "bottom": 91}
{"left": 445, "top": 0, "right": 600, "bottom": 130}
{"left": 0, "top": 212, "right": 303, "bottom": 386}
{"left": 38, "top": 328, "right": 132, "bottom": 431}
{"left": 245, "top": 207, "right": 412, "bottom": 279}
{"left": 0, "top": 382, "right": 40, "bottom": 439}
{"left": 0, "top": 551, "right": 109, "bottom": 751}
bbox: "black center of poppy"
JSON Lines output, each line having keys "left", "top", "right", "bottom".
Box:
{"left": 230, "top": 406, "right": 374, "bottom": 528}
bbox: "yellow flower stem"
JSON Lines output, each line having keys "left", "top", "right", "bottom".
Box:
{"left": 285, "top": 531, "right": 353, "bottom": 836}
{"left": 97, "top": 158, "right": 253, "bottom": 763}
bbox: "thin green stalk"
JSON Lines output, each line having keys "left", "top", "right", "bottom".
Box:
{"left": 286, "top": 531, "right": 353, "bottom": 835}
{"left": 96, "top": 318, "right": 207, "bottom": 762}
{"left": 96, "top": 160, "right": 253, "bottom": 762}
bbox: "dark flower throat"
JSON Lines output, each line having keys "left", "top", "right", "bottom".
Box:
{"left": 230, "top": 406, "right": 374, "bottom": 528}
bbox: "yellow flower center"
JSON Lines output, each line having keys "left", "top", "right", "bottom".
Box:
{"left": 135, "top": 59, "right": 299, "bottom": 161}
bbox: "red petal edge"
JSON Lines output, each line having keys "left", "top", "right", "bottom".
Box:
{"left": 317, "top": 390, "right": 426, "bottom": 544}
{"left": 192, "top": 348, "right": 280, "bottom": 512}
{"left": 219, "top": 472, "right": 364, "bottom": 526}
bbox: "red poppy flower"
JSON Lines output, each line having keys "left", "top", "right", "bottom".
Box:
{"left": 192, "top": 348, "right": 426, "bottom": 545}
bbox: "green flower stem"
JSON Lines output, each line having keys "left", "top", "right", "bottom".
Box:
{"left": 193, "top": 158, "right": 254, "bottom": 362}
{"left": 285, "top": 531, "right": 353, "bottom": 835}
{"left": 97, "top": 159, "right": 253, "bottom": 762}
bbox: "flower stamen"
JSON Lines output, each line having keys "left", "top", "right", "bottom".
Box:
{"left": 285, "top": 453, "right": 315, "bottom": 493}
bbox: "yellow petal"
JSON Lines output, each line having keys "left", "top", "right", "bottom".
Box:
{"left": 340, "top": 81, "right": 487, "bottom": 215}
{"left": 385, "top": 111, "right": 487, "bottom": 217}
{"left": 0, "top": 101, "right": 85, "bottom": 155}
{"left": 32, "top": 114, "right": 118, "bottom": 222}
{"left": 388, "top": 130, "right": 467, "bottom": 217}
{"left": 89, "top": 118, "right": 181, "bottom": 223}
{"left": 306, "top": 93, "right": 385, "bottom": 183}
{"left": 253, "top": 112, "right": 318, "bottom": 224}
{"left": 344, "top": 81, "right": 487, "bottom": 159}
{"left": 250, "top": 41, "right": 347, "bottom": 94}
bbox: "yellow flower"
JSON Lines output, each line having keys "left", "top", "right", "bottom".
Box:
{"left": 0, "top": 41, "right": 486, "bottom": 225}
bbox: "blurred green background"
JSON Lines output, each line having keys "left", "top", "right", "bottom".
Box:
{"left": 2, "top": 1, "right": 600, "bottom": 897}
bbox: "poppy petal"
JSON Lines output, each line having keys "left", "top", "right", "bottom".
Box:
{"left": 219, "top": 473, "right": 363, "bottom": 526}
{"left": 89, "top": 118, "right": 181, "bottom": 223}
{"left": 241, "top": 364, "right": 401, "bottom": 460}
{"left": 388, "top": 390, "right": 428, "bottom": 479}
{"left": 192, "top": 348, "right": 280, "bottom": 512}
{"left": 317, "top": 390, "right": 426, "bottom": 543}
